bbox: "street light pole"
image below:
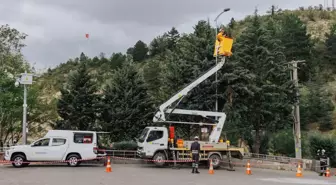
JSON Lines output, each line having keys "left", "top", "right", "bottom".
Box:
{"left": 214, "top": 8, "right": 230, "bottom": 117}
{"left": 15, "top": 71, "right": 35, "bottom": 145}
{"left": 22, "top": 84, "right": 27, "bottom": 145}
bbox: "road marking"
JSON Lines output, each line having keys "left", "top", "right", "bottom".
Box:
{"left": 259, "top": 178, "right": 336, "bottom": 184}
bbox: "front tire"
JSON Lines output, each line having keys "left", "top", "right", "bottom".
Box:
{"left": 11, "top": 154, "right": 27, "bottom": 168}
{"left": 153, "top": 152, "right": 166, "bottom": 167}
{"left": 67, "top": 154, "right": 81, "bottom": 167}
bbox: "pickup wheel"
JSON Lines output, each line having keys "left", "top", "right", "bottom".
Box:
{"left": 67, "top": 154, "right": 81, "bottom": 167}
{"left": 11, "top": 154, "right": 27, "bottom": 168}
{"left": 153, "top": 152, "right": 166, "bottom": 167}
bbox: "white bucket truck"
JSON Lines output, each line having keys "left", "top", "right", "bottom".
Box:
{"left": 137, "top": 56, "right": 245, "bottom": 169}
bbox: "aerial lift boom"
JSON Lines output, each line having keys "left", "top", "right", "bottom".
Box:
{"left": 153, "top": 57, "right": 227, "bottom": 143}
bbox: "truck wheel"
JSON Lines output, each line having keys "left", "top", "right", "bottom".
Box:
{"left": 209, "top": 154, "right": 221, "bottom": 169}
{"left": 153, "top": 152, "right": 166, "bottom": 167}
{"left": 67, "top": 154, "right": 81, "bottom": 167}
{"left": 11, "top": 154, "right": 26, "bottom": 168}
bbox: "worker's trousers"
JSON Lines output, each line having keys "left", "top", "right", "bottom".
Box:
{"left": 320, "top": 161, "right": 327, "bottom": 173}
{"left": 192, "top": 154, "right": 199, "bottom": 168}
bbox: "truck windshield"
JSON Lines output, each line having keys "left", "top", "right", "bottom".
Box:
{"left": 138, "top": 128, "right": 149, "bottom": 143}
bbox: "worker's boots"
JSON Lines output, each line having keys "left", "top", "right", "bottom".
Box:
{"left": 191, "top": 168, "right": 195, "bottom": 173}
{"left": 195, "top": 168, "right": 200, "bottom": 174}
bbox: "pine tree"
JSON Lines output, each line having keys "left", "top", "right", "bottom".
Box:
{"left": 148, "top": 36, "right": 168, "bottom": 57}
{"left": 55, "top": 62, "right": 99, "bottom": 130}
{"left": 324, "top": 23, "right": 336, "bottom": 73}
{"left": 279, "top": 13, "right": 313, "bottom": 81}
{"left": 167, "top": 27, "right": 180, "bottom": 50}
{"left": 300, "top": 82, "right": 334, "bottom": 131}
{"left": 227, "top": 10, "right": 294, "bottom": 153}
{"left": 132, "top": 40, "right": 149, "bottom": 62}
{"left": 110, "top": 52, "right": 126, "bottom": 69}
{"left": 100, "top": 62, "right": 154, "bottom": 141}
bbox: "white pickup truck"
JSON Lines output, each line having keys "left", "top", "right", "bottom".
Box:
{"left": 4, "top": 130, "right": 106, "bottom": 168}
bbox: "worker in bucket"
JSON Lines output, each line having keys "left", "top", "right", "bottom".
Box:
{"left": 190, "top": 136, "right": 201, "bottom": 174}
{"left": 215, "top": 28, "right": 228, "bottom": 56}
{"left": 217, "top": 28, "right": 228, "bottom": 43}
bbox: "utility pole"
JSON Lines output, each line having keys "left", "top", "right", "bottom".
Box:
{"left": 290, "top": 60, "right": 305, "bottom": 159}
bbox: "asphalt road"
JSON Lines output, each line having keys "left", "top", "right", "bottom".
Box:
{"left": 0, "top": 163, "right": 335, "bottom": 185}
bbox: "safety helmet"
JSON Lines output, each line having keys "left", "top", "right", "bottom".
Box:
{"left": 194, "top": 136, "right": 199, "bottom": 140}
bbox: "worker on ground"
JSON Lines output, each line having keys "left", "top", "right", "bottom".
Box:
{"left": 319, "top": 149, "right": 328, "bottom": 176}
{"left": 190, "top": 136, "right": 201, "bottom": 174}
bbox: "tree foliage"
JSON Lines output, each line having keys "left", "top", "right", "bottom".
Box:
{"left": 100, "top": 62, "right": 154, "bottom": 141}
{"left": 54, "top": 62, "right": 99, "bottom": 130}
{"left": 0, "top": 24, "right": 56, "bottom": 145}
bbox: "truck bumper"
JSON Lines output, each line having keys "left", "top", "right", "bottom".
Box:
{"left": 136, "top": 149, "right": 152, "bottom": 159}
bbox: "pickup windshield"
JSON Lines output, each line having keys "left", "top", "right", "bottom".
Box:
{"left": 138, "top": 128, "right": 149, "bottom": 143}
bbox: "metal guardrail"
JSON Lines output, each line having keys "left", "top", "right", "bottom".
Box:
{"left": 244, "top": 153, "right": 293, "bottom": 163}
{"left": 103, "top": 150, "right": 138, "bottom": 158}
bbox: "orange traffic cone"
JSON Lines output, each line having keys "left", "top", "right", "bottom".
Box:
{"left": 246, "top": 161, "right": 252, "bottom": 175}
{"left": 296, "top": 164, "right": 302, "bottom": 177}
{"left": 326, "top": 168, "right": 331, "bottom": 177}
{"left": 105, "top": 156, "right": 112, "bottom": 172}
{"left": 208, "top": 160, "right": 214, "bottom": 174}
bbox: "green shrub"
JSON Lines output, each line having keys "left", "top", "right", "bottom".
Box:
{"left": 112, "top": 141, "right": 138, "bottom": 150}
{"left": 308, "top": 132, "right": 336, "bottom": 167}
{"left": 268, "top": 129, "right": 295, "bottom": 157}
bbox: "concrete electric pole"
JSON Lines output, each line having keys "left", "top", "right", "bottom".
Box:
{"left": 290, "top": 60, "right": 305, "bottom": 159}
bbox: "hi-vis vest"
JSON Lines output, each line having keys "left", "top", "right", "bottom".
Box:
{"left": 190, "top": 142, "right": 200, "bottom": 154}
{"left": 213, "top": 33, "right": 233, "bottom": 57}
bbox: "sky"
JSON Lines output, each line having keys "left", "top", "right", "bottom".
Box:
{"left": 0, "top": 0, "right": 326, "bottom": 70}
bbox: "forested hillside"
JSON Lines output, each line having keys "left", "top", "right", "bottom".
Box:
{"left": 3, "top": 5, "right": 336, "bottom": 160}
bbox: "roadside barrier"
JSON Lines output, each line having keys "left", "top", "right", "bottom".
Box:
{"left": 0, "top": 148, "right": 333, "bottom": 176}
{"left": 0, "top": 155, "right": 334, "bottom": 177}
{"left": 0, "top": 155, "right": 326, "bottom": 167}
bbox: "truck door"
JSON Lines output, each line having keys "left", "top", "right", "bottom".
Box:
{"left": 145, "top": 130, "right": 167, "bottom": 157}
{"left": 48, "top": 138, "right": 68, "bottom": 160}
{"left": 30, "top": 138, "right": 52, "bottom": 161}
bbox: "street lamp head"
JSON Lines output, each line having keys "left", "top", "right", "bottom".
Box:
{"left": 214, "top": 8, "right": 231, "bottom": 22}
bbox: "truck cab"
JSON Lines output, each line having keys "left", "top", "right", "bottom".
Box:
{"left": 4, "top": 130, "right": 106, "bottom": 168}
{"left": 137, "top": 127, "right": 169, "bottom": 159}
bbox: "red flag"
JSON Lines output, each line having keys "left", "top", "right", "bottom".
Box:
{"left": 85, "top": 33, "right": 89, "bottom": 38}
